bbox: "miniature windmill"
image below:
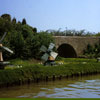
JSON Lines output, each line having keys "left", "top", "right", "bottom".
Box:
{"left": 40, "top": 43, "right": 58, "bottom": 66}
{"left": 0, "top": 32, "right": 13, "bottom": 62}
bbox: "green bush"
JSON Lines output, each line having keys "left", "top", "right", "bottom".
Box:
{"left": 84, "top": 43, "right": 100, "bottom": 58}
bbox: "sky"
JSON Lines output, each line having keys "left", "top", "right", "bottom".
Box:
{"left": 0, "top": 0, "right": 100, "bottom": 33}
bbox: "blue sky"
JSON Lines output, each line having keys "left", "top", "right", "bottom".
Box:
{"left": 0, "top": 0, "right": 100, "bottom": 33}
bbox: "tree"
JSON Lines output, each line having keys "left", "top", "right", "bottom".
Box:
{"left": 21, "top": 24, "right": 33, "bottom": 39}
{"left": 12, "top": 17, "right": 16, "bottom": 24}
{"left": 95, "top": 32, "right": 100, "bottom": 36}
{"left": 1, "top": 14, "right": 11, "bottom": 22}
{"left": 0, "top": 14, "right": 54, "bottom": 60}
{"left": 18, "top": 21, "right": 21, "bottom": 24}
{"left": 31, "top": 32, "right": 54, "bottom": 59}
{"left": 9, "top": 31, "right": 25, "bottom": 59}
{"left": 0, "top": 17, "right": 12, "bottom": 33}
{"left": 32, "top": 28, "right": 37, "bottom": 33}
{"left": 22, "top": 18, "right": 27, "bottom": 25}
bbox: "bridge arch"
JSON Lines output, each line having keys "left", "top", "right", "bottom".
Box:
{"left": 57, "top": 43, "right": 77, "bottom": 58}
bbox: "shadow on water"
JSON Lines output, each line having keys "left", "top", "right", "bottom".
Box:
{"left": 0, "top": 74, "right": 100, "bottom": 98}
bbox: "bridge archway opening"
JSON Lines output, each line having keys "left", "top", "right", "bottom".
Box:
{"left": 57, "top": 43, "right": 77, "bottom": 58}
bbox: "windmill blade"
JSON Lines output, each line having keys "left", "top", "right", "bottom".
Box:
{"left": 41, "top": 53, "right": 49, "bottom": 61}
{"left": 50, "top": 51, "right": 58, "bottom": 59}
{"left": 48, "top": 43, "right": 55, "bottom": 51}
{"left": 2, "top": 46, "right": 13, "bottom": 54}
{"left": 40, "top": 45, "right": 47, "bottom": 52}
{"left": 0, "top": 32, "right": 7, "bottom": 43}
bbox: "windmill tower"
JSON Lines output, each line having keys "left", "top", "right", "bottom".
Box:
{"left": 0, "top": 44, "right": 3, "bottom": 61}
{"left": 0, "top": 32, "right": 13, "bottom": 68}
{"left": 40, "top": 43, "right": 58, "bottom": 66}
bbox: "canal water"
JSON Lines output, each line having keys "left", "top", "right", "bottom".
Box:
{"left": 0, "top": 74, "right": 100, "bottom": 98}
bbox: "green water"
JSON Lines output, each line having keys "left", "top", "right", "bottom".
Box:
{"left": 0, "top": 74, "right": 100, "bottom": 98}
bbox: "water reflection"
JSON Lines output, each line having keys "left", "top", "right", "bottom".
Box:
{"left": 0, "top": 74, "right": 100, "bottom": 98}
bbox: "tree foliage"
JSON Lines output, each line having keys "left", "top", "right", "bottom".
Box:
{"left": 46, "top": 28, "right": 94, "bottom": 36}
{"left": 0, "top": 14, "right": 54, "bottom": 60}
{"left": 22, "top": 18, "right": 27, "bottom": 25}
{"left": 1, "top": 14, "right": 11, "bottom": 21}
{"left": 84, "top": 43, "right": 100, "bottom": 58}
{"left": 12, "top": 17, "right": 16, "bottom": 24}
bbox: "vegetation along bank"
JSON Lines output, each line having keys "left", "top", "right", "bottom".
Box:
{"left": 0, "top": 58, "right": 100, "bottom": 87}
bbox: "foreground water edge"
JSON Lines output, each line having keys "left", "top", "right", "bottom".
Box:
{"left": 0, "top": 73, "right": 100, "bottom": 98}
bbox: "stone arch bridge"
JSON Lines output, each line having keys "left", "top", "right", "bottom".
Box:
{"left": 54, "top": 36, "right": 100, "bottom": 58}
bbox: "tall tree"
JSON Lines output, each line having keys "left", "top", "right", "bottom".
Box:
{"left": 22, "top": 18, "right": 27, "bottom": 25}
{"left": 12, "top": 17, "right": 16, "bottom": 24}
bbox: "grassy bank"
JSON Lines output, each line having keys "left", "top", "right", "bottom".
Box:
{"left": 0, "top": 58, "right": 100, "bottom": 87}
